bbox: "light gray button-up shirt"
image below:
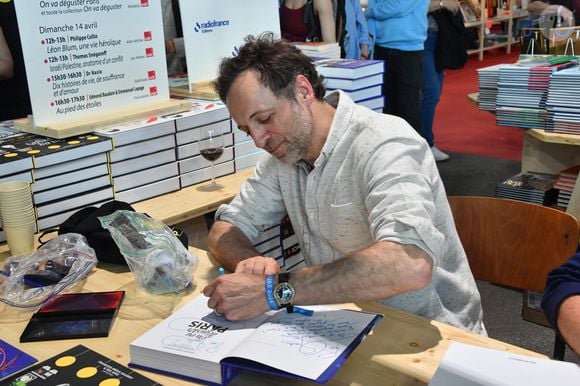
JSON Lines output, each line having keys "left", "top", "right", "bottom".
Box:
{"left": 217, "top": 91, "right": 485, "bottom": 334}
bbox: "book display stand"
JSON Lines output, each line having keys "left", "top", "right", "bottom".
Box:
{"left": 14, "top": 99, "right": 191, "bottom": 139}
{"left": 170, "top": 80, "right": 220, "bottom": 101}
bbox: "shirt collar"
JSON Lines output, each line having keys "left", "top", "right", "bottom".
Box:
{"left": 313, "top": 90, "right": 355, "bottom": 169}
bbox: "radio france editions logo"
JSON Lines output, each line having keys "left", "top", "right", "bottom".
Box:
{"left": 194, "top": 19, "right": 230, "bottom": 33}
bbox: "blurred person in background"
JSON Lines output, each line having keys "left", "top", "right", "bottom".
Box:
{"left": 365, "top": 1, "right": 429, "bottom": 136}
{"left": 420, "top": 0, "right": 461, "bottom": 162}
{"left": 0, "top": 0, "right": 31, "bottom": 121}
{"left": 0, "top": 27, "right": 13, "bottom": 81}
{"left": 339, "top": 0, "right": 372, "bottom": 58}
{"left": 280, "top": 0, "right": 337, "bottom": 42}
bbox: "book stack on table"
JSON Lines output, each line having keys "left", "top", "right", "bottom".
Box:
{"left": 94, "top": 114, "right": 180, "bottom": 205}
{"left": 232, "top": 119, "right": 267, "bottom": 172}
{"left": 315, "top": 59, "right": 384, "bottom": 111}
{"left": 545, "top": 66, "right": 580, "bottom": 135}
{"left": 0, "top": 122, "right": 33, "bottom": 186}
{"left": 0, "top": 121, "right": 114, "bottom": 231}
{"left": 476, "top": 63, "right": 509, "bottom": 112}
{"left": 251, "top": 214, "right": 305, "bottom": 272}
{"left": 171, "top": 99, "right": 235, "bottom": 188}
{"left": 554, "top": 165, "right": 580, "bottom": 210}
{"left": 294, "top": 41, "right": 341, "bottom": 59}
{"left": 494, "top": 171, "right": 559, "bottom": 206}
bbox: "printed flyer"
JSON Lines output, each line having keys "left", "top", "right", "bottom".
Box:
{"left": 14, "top": 0, "right": 169, "bottom": 126}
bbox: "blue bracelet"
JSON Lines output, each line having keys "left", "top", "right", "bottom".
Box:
{"left": 292, "top": 306, "right": 314, "bottom": 316}
{"left": 265, "top": 275, "right": 279, "bottom": 310}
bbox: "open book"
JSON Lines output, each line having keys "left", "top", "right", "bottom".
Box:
{"left": 129, "top": 294, "right": 382, "bottom": 385}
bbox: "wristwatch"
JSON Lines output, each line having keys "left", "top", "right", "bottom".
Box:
{"left": 273, "top": 273, "right": 295, "bottom": 313}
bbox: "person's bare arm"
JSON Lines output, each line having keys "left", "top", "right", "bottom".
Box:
{"left": 209, "top": 220, "right": 262, "bottom": 269}
{"left": 314, "top": 0, "right": 337, "bottom": 42}
{"left": 204, "top": 236, "right": 433, "bottom": 320}
{"left": 0, "top": 27, "right": 14, "bottom": 81}
{"left": 291, "top": 241, "right": 432, "bottom": 305}
{"left": 208, "top": 219, "right": 280, "bottom": 274}
{"left": 556, "top": 295, "right": 580, "bottom": 354}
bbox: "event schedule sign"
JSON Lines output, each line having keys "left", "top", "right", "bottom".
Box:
{"left": 179, "top": 0, "right": 280, "bottom": 86}
{"left": 14, "top": 0, "right": 169, "bottom": 126}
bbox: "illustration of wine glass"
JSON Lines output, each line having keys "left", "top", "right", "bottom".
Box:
{"left": 199, "top": 128, "right": 225, "bottom": 185}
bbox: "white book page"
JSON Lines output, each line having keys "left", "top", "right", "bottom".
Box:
{"left": 429, "top": 342, "right": 580, "bottom": 386}
{"left": 230, "top": 306, "right": 378, "bottom": 380}
{"left": 131, "top": 295, "right": 270, "bottom": 364}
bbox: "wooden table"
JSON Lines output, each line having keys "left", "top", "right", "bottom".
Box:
{"left": 132, "top": 168, "right": 254, "bottom": 226}
{"left": 0, "top": 244, "right": 547, "bottom": 386}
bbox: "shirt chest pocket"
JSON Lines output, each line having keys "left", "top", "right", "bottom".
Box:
{"left": 318, "top": 201, "right": 373, "bottom": 254}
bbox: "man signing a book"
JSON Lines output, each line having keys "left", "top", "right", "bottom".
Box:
{"left": 203, "top": 33, "right": 486, "bottom": 335}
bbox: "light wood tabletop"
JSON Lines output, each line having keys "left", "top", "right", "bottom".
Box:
{"left": 0, "top": 243, "right": 547, "bottom": 386}
{"left": 132, "top": 168, "right": 254, "bottom": 226}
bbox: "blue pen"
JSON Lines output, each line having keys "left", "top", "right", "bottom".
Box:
{"left": 213, "top": 267, "right": 226, "bottom": 317}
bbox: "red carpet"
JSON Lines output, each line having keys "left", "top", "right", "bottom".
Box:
{"left": 434, "top": 47, "right": 524, "bottom": 161}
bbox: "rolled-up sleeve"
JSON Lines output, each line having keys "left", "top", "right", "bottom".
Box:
{"left": 361, "top": 130, "right": 444, "bottom": 267}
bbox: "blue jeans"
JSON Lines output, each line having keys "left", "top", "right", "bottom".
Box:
{"left": 420, "top": 29, "right": 444, "bottom": 147}
{"left": 373, "top": 45, "right": 424, "bottom": 133}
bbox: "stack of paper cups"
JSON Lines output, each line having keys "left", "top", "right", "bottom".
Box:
{"left": 0, "top": 181, "right": 36, "bottom": 256}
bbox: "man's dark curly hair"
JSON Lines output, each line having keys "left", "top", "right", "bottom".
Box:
{"left": 213, "top": 32, "right": 326, "bottom": 103}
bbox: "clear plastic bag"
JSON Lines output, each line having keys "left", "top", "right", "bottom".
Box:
{"left": 99, "top": 210, "right": 198, "bottom": 295}
{"left": 0, "top": 233, "right": 97, "bottom": 309}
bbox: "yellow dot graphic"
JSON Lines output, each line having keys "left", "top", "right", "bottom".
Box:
{"left": 87, "top": 136, "right": 99, "bottom": 140}
{"left": 77, "top": 366, "right": 98, "bottom": 378}
{"left": 48, "top": 145, "right": 61, "bottom": 149}
{"left": 3, "top": 153, "right": 17, "bottom": 158}
{"left": 100, "top": 378, "right": 121, "bottom": 386}
{"left": 68, "top": 140, "right": 81, "bottom": 145}
{"left": 55, "top": 356, "right": 76, "bottom": 367}
{"left": 27, "top": 150, "right": 40, "bottom": 155}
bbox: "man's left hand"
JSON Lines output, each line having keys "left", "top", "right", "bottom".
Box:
{"left": 203, "top": 272, "right": 270, "bottom": 320}
{"left": 235, "top": 256, "right": 280, "bottom": 275}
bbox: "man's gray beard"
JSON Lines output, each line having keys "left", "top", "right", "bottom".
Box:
{"left": 285, "top": 105, "right": 313, "bottom": 165}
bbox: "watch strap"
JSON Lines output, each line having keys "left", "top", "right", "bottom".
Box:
{"left": 265, "top": 275, "right": 280, "bottom": 311}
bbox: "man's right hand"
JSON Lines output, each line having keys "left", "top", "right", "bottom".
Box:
{"left": 235, "top": 256, "right": 280, "bottom": 275}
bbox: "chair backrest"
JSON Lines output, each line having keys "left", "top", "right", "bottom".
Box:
{"left": 448, "top": 196, "right": 579, "bottom": 292}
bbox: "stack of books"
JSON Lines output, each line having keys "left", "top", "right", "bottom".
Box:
{"left": 0, "top": 124, "right": 114, "bottom": 231}
{"left": 545, "top": 65, "right": 580, "bottom": 135}
{"left": 314, "top": 58, "right": 384, "bottom": 111}
{"left": 232, "top": 120, "right": 267, "bottom": 172}
{"left": 554, "top": 165, "right": 580, "bottom": 209}
{"left": 495, "top": 64, "right": 548, "bottom": 129}
{"left": 495, "top": 172, "right": 559, "bottom": 206}
{"left": 172, "top": 99, "right": 235, "bottom": 188}
{"left": 476, "top": 63, "right": 509, "bottom": 112}
{"left": 252, "top": 215, "right": 305, "bottom": 273}
{"left": 495, "top": 60, "right": 576, "bottom": 129}
{"left": 0, "top": 122, "right": 33, "bottom": 185}
{"left": 94, "top": 115, "right": 180, "bottom": 204}
{"left": 294, "top": 41, "right": 341, "bottom": 59}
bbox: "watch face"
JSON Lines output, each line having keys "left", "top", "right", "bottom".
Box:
{"left": 275, "top": 282, "right": 295, "bottom": 305}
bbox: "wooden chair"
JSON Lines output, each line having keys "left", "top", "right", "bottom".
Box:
{"left": 447, "top": 196, "right": 580, "bottom": 360}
